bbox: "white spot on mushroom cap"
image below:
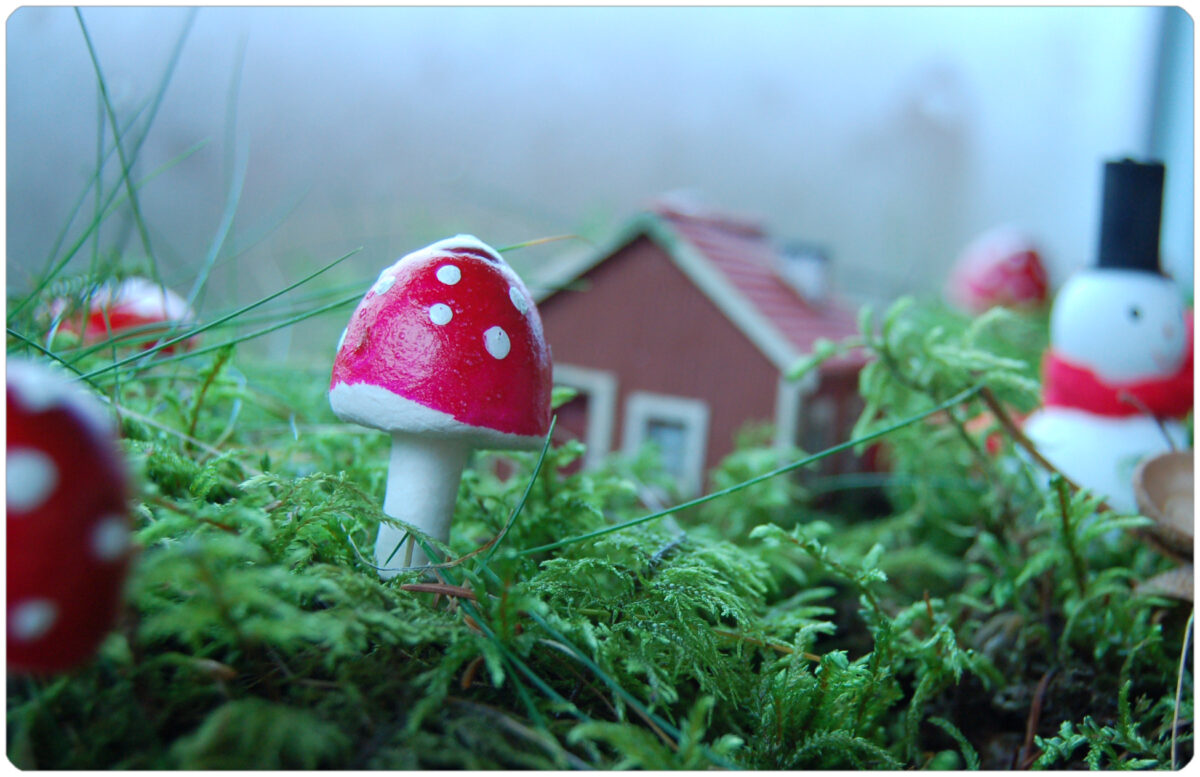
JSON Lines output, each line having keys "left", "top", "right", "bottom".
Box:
{"left": 484, "top": 326, "right": 511, "bottom": 359}
{"left": 372, "top": 274, "right": 396, "bottom": 296}
{"left": 6, "top": 449, "right": 58, "bottom": 513}
{"left": 10, "top": 599, "right": 57, "bottom": 642}
{"left": 509, "top": 286, "right": 529, "bottom": 314}
{"left": 429, "top": 303, "right": 453, "bottom": 326}
{"left": 436, "top": 265, "right": 462, "bottom": 285}
{"left": 91, "top": 515, "right": 130, "bottom": 561}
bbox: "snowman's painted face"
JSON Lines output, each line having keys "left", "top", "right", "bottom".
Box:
{"left": 1050, "top": 269, "right": 1187, "bottom": 384}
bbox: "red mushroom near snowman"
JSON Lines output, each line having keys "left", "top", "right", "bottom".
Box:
{"left": 1023, "top": 159, "right": 1193, "bottom": 514}
{"left": 947, "top": 225, "right": 1050, "bottom": 314}
{"left": 329, "top": 235, "right": 552, "bottom": 576}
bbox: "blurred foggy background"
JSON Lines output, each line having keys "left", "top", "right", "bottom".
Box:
{"left": 6, "top": 6, "right": 1193, "bottom": 363}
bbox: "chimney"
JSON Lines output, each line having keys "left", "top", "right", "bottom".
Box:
{"left": 776, "top": 241, "right": 830, "bottom": 305}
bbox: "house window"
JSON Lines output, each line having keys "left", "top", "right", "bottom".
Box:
{"left": 622, "top": 392, "right": 710, "bottom": 496}
{"left": 799, "top": 395, "right": 837, "bottom": 459}
{"left": 645, "top": 418, "right": 689, "bottom": 477}
{"left": 551, "top": 364, "right": 617, "bottom": 470}
{"left": 774, "top": 371, "right": 817, "bottom": 451}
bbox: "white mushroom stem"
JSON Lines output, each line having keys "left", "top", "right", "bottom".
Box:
{"left": 375, "top": 432, "right": 471, "bottom": 578}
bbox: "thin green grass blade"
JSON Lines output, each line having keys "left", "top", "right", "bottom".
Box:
{"left": 481, "top": 416, "right": 557, "bottom": 565}
{"left": 206, "top": 184, "right": 314, "bottom": 274}
{"left": 503, "top": 658, "right": 551, "bottom": 731}
{"left": 423, "top": 567, "right": 602, "bottom": 733}
{"left": 76, "top": 9, "right": 175, "bottom": 288}
{"left": 397, "top": 550, "right": 604, "bottom": 737}
{"left": 77, "top": 248, "right": 361, "bottom": 382}
{"left": 23, "top": 97, "right": 153, "bottom": 288}
{"left": 75, "top": 8, "right": 198, "bottom": 290}
{"left": 221, "top": 35, "right": 249, "bottom": 181}
{"left": 148, "top": 139, "right": 249, "bottom": 355}
{"left": 496, "top": 234, "right": 585, "bottom": 253}
{"left": 442, "top": 476, "right": 741, "bottom": 768}
{"left": 1171, "top": 610, "right": 1192, "bottom": 769}
{"left": 60, "top": 279, "right": 363, "bottom": 364}
{"left": 461, "top": 556, "right": 740, "bottom": 769}
{"left": 8, "top": 140, "right": 209, "bottom": 322}
{"left": 184, "top": 33, "right": 249, "bottom": 317}
{"left": 520, "top": 384, "right": 984, "bottom": 555}
{"left": 6, "top": 329, "right": 87, "bottom": 378}
{"left": 12, "top": 8, "right": 194, "bottom": 320}
{"left": 88, "top": 87, "right": 106, "bottom": 278}
{"left": 183, "top": 144, "right": 248, "bottom": 313}
{"left": 55, "top": 318, "right": 199, "bottom": 362}
{"left": 90, "top": 288, "right": 363, "bottom": 384}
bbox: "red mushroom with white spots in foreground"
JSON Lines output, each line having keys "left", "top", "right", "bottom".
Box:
{"left": 7, "top": 359, "right": 133, "bottom": 674}
{"left": 330, "top": 235, "right": 552, "bottom": 576}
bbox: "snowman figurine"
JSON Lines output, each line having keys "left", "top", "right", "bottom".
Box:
{"left": 1024, "top": 159, "right": 1193, "bottom": 513}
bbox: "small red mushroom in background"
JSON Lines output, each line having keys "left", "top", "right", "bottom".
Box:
{"left": 330, "top": 235, "right": 552, "bottom": 576}
{"left": 947, "top": 226, "right": 1049, "bottom": 314}
{"left": 51, "top": 276, "right": 198, "bottom": 353}
{"left": 7, "top": 359, "right": 133, "bottom": 674}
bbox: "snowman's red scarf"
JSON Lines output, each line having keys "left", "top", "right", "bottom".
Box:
{"left": 1040, "top": 316, "right": 1193, "bottom": 419}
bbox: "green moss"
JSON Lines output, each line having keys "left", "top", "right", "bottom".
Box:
{"left": 6, "top": 293, "right": 1191, "bottom": 769}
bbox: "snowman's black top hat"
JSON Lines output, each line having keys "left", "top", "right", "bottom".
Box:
{"left": 1097, "top": 158, "right": 1165, "bottom": 274}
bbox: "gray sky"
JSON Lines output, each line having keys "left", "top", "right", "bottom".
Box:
{"left": 7, "top": 6, "right": 1192, "bottom": 357}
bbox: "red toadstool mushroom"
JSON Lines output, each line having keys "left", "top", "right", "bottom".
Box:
{"left": 53, "top": 276, "right": 198, "bottom": 353}
{"left": 7, "top": 359, "right": 133, "bottom": 674}
{"left": 330, "top": 235, "right": 552, "bottom": 576}
{"left": 947, "top": 226, "right": 1049, "bottom": 314}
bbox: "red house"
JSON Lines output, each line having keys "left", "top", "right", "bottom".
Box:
{"left": 532, "top": 197, "right": 868, "bottom": 495}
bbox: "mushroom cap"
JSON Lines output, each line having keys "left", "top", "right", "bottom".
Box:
{"left": 53, "top": 277, "right": 198, "bottom": 353}
{"left": 1133, "top": 449, "right": 1193, "bottom": 556}
{"left": 947, "top": 226, "right": 1049, "bottom": 313}
{"left": 330, "top": 235, "right": 552, "bottom": 449}
{"left": 6, "top": 359, "right": 132, "bottom": 674}
{"left": 88, "top": 276, "right": 194, "bottom": 322}
{"left": 1136, "top": 563, "right": 1194, "bottom": 602}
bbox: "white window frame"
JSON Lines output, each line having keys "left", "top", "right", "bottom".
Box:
{"left": 773, "top": 370, "right": 818, "bottom": 451}
{"left": 552, "top": 363, "right": 618, "bottom": 470}
{"left": 622, "top": 391, "right": 710, "bottom": 496}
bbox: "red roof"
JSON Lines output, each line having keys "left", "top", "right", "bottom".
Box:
{"left": 649, "top": 200, "right": 865, "bottom": 368}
